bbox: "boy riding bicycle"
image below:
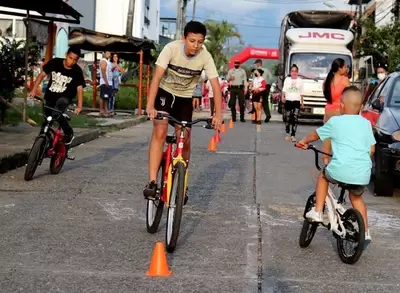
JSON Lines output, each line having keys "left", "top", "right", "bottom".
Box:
{"left": 29, "top": 46, "right": 86, "bottom": 159}
{"left": 298, "top": 86, "right": 375, "bottom": 249}
{"left": 144, "top": 21, "right": 223, "bottom": 202}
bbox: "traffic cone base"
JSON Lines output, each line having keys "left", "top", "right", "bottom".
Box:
{"left": 146, "top": 242, "right": 172, "bottom": 277}
{"left": 208, "top": 136, "right": 217, "bottom": 151}
{"left": 220, "top": 123, "right": 226, "bottom": 133}
{"left": 215, "top": 131, "right": 221, "bottom": 143}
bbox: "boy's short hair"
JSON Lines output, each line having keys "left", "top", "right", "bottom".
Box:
{"left": 67, "top": 46, "right": 81, "bottom": 57}
{"left": 184, "top": 21, "right": 207, "bottom": 38}
{"left": 342, "top": 85, "right": 361, "bottom": 96}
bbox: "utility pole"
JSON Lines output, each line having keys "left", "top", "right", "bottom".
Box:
{"left": 182, "top": 0, "right": 188, "bottom": 29}
{"left": 176, "top": 0, "right": 182, "bottom": 39}
{"left": 192, "top": 0, "right": 197, "bottom": 20}
{"left": 358, "top": 0, "right": 362, "bottom": 21}
{"left": 126, "top": 0, "right": 135, "bottom": 36}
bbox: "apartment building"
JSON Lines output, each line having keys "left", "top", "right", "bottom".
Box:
{"left": 68, "top": 0, "right": 160, "bottom": 41}
{"left": 363, "top": 0, "right": 399, "bottom": 27}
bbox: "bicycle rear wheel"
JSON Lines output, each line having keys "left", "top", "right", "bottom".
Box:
{"left": 146, "top": 160, "right": 165, "bottom": 234}
{"left": 337, "top": 208, "right": 365, "bottom": 264}
{"left": 299, "top": 192, "right": 318, "bottom": 248}
{"left": 24, "top": 136, "right": 46, "bottom": 181}
{"left": 165, "top": 161, "right": 185, "bottom": 253}
{"left": 49, "top": 142, "right": 67, "bottom": 174}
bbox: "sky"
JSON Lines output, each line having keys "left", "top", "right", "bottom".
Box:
{"left": 160, "top": 0, "right": 357, "bottom": 49}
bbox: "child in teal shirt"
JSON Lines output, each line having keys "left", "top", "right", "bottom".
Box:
{"left": 298, "top": 86, "right": 376, "bottom": 249}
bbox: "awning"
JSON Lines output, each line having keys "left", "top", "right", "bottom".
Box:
{"left": 68, "top": 27, "right": 156, "bottom": 64}
{"left": 0, "top": 0, "right": 82, "bottom": 24}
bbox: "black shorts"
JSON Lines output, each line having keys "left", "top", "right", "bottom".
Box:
{"left": 322, "top": 167, "right": 366, "bottom": 196}
{"left": 155, "top": 87, "right": 194, "bottom": 128}
{"left": 100, "top": 84, "right": 113, "bottom": 100}
{"left": 252, "top": 92, "right": 262, "bottom": 103}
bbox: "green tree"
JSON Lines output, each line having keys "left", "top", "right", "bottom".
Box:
{"left": 204, "top": 20, "right": 242, "bottom": 72}
{"left": 0, "top": 38, "right": 40, "bottom": 124}
{"left": 358, "top": 19, "right": 400, "bottom": 72}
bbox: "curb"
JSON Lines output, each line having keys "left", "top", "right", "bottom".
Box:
{"left": 0, "top": 115, "right": 148, "bottom": 175}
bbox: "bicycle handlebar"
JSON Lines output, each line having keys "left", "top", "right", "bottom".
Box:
{"left": 294, "top": 142, "right": 332, "bottom": 171}
{"left": 31, "top": 96, "right": 72, "bottom": 115}
{"left": 155, "top": 112, "right": 215, "bottom": 129}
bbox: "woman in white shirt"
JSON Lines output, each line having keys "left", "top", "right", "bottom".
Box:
{"left": 206, "top": 76, "right": 222, "bottom": 116}
{"left": 251, "top": 68, "right": 267, "bottom": 125}
{"left": 282, "top": 64, "right": 304, "bottom": 142}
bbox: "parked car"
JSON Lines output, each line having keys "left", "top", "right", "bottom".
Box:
{"left": 361, "top": 71, "right": 400, "bottom": 197}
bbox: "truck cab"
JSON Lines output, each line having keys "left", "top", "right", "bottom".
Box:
{"left": 285, "top": 28, "right": 354, "bottom": 118}
{"left": 278, "top": 10, "right": 356, "bottom": 120}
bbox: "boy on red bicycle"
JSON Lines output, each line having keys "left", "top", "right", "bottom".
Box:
{"left": 298, "top": 86, "right": 375, "bottom": 249}
{"left": 144, "top": 21, "right": 223, "bottom": 202}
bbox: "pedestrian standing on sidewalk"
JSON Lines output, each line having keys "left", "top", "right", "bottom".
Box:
{"left": 110, "top": 53, "right": 125, "bottom": 116}
{"left": 282, "top": 64, "right": 304, "bottom": 142}
{"left": 322, "top": 58, "right": 350, "bottom": 163}
{"left": 192, "top": 70, "right": 205, "bottom": 112}
{"left": 251, "top": 68, "right": 267, "bottom": 125}
{"left": 227, "top": 60, "right": 247, "bottom": 122}
{"left": 254, "top": 59, "right": 272, "bottom": 123}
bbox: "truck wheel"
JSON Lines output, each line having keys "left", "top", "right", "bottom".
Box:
{"left": 374, "top": 147, "right": 394, "bottom": 197}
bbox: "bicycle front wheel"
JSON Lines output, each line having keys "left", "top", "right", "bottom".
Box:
{"left": 49, "top": 142, "right": 67, "bottom": 174}
{"left": 24, "top": 136, "right": 46, "bottom": 181}
{"left": 165, "top": 161, "right": 186, "bottom": 253}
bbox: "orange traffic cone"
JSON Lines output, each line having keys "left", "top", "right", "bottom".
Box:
{"left": 208, "top": 136, "right": 217, "bottom": 151}
{"left": 215, "top": 131, "right": 221, "bottom": 143}
{"left": 146, "top": 242, "right": 172, "bottom": 277}
{"left": 229, "top": 119, "right": 234, "bottom": 129}
{"left": 220, "top": 122, "right": 226, "bottom": 133}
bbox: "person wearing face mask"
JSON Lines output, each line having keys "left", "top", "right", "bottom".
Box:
{"left": 251, "top": 68, "right": 267, "bottom": 125}
{"left": 227, "top": 60, "right": 247, "bottom": 122}
{"left": 364, "top": 62, "right": 388, "bottom": 103}
{"left": 282, "top": 64, "right": 304, "bottom": 142}
{"left": 254, "top": 59, "right": 272, "bottom": 122}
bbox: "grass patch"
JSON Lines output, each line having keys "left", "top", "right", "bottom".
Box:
{"left": 3, "top": 104, "right": 101, "bottom": 128}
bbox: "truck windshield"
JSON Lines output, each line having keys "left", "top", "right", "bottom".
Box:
{"left": 290, "top": 53, "right": 352, "bottom": 80}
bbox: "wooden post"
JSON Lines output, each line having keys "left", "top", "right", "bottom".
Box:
{"left": 45, "top": 22, "right": 55, "bottom": 62}
{"left": 146, "top": 64, "right": 151, "bottom": 96}
{"left": 138, "top": 50, "right": 143, "bottom": 115}
{"left": 92, "top": 58, "right": 97, "bottom": 109}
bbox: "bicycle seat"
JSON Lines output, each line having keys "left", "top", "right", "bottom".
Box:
{"left": 166, "top": 134, "right": 176, "bottom": 144}
{"left": 337, "top": 182, "right": 361, "bottom": 190}
{"left": 62, "top": 113, "right": 71, "bottom": 121}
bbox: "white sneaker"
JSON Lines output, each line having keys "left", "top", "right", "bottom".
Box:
{"left": 306, "top": 207, "right": 323, "bottom": 222}
{"left": 364, "top": 231, "right": 372, "bottom": 250}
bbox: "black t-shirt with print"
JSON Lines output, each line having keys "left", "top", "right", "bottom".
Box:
{"left": 43, "top": 58, "right": 85, "bottom": 104}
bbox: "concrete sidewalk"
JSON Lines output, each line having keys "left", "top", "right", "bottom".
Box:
{"left": 0, "top": 113, "right": 148, "bottom": 174}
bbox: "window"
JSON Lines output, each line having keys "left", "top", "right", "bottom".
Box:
{"left": 144, "top": 0, "right": 150, "bottom": 26}
{"left": 15, "top": 20, "right": 26, "bottom": 38}
{"left": 290, "top": 53, "right": 352, "bottom": 80}
{"left": 389, "top": 77, "right": 400, "bottom": 107}
{"left": 369, "top": 77, "right": 393, "bottom": 106}
{"left": 0, "top": 19, "right": 13, "bottom": 37}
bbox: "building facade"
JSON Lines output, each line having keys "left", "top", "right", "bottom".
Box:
{"left": 364, "top": 0, "right": 399, "bottom": 27}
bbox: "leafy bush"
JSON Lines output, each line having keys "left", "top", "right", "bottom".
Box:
{"left": 0, "top": 38, "right": 40, "bottom": 124}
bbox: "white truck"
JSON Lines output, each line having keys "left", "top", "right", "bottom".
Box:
{"left": 277, "top": 10, "right": 356, "bottom": 119}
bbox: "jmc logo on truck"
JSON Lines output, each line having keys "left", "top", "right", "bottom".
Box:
{"left": 298, "top": 32, "right": 345, "bottom": 40}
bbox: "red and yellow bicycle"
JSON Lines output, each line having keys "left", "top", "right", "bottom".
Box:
{"left": 146, "top": 113, "right": 215, "bottom": 253}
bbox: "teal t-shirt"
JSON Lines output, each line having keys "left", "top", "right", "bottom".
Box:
{"left": 316, "top": 115, "right": 376, "bottom": 185}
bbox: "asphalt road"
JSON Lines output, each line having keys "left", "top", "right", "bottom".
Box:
{"left": 0, "top": 118, "right": 399, "bottom": 293}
